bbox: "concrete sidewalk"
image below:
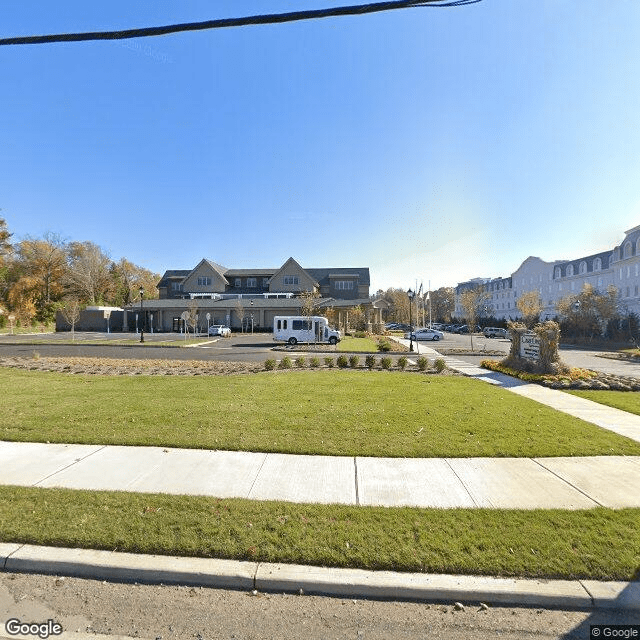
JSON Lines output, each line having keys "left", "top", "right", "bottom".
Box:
{"left": 1, "top": 441, "right": 639, "bottom": 509}
{"left": 2, "top": 352, "right": 640, "bottom": 614}
{"left": 406, "top": 343, "right": 640, "bottom": 444}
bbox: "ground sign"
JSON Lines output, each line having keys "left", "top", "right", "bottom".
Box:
{"left": 520, "top": 332, "right": 540, "bottom": 361}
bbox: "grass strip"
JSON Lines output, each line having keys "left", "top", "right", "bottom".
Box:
{"left": 2, "top": 369, "right": 640, "bottom": 458}
{"left": 567, "top": 390, "right": 640, "bottom": 416}
{"left": 0, "top": 486, "right": 638, "bottom": 581}
{"left": 337, "top": 337, "right": 380, "bottom": 352}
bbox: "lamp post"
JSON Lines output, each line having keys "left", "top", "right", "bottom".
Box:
{"left": 139, "top": 286, "right": 144, "bottom": 343}
{"left": 408, "top": 288, "right": 415, "bottom": 352}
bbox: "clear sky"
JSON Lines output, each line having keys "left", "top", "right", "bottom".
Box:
{"left": 1, "top": 1, "right": 639, "bottom": 293}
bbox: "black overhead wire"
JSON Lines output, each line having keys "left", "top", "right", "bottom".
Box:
{"left": 0, "top": 0, "right": 482, "bottom": 47}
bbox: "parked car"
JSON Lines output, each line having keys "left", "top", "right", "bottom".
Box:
{"left": 208, "top": 325, "right": 231, "bottom": 337}
{"left": 483, "top": 327, "right": 509, "bottom": 339}
{"left": 405, "top": 328, "right": 444, "bottom": 341}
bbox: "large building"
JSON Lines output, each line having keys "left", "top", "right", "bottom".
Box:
{"left": 455, "top": 224, "right": 640, "bottom": 321}
{"left": 124, "top": 257, "right": 384, "bottom": 333}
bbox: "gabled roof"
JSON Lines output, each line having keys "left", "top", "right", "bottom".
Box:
{"left": 157, "top": 270, "right": 191, "bottom": 288}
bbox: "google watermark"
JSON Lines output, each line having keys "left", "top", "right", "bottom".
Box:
{"left": 4, "top": 618, "right": 62, "bottom": 639}
{"left": 591, "top": 626, "right": 640, "bottom": 639}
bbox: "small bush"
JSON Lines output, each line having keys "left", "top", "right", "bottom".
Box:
{"left": 279, "top": 356, "right": 293, "bottom": 370}
{"left": 397, "top": 355, "right": 408, "bottom": 370}
{"left": 353, "top": 331, "right": 368, "bottom": 339}
{"left": 434, "top": 358, "right": 446, "bottom": 373}
{"left": 264, "top": 358, "right": 276, "bottom": 371}
{"left": 377, "top": 340, "right": 392, "bottom": 352}
{"left": 295, "top": 356, "right": 306, "bottom": 368}
{"left": 417, "top": 356, "right": 429, "bottom": 371}
{"left": 324, "top": 357, "right": 334, "bottom": 368}
{"left": 337, "top": 355, "right": 349, "bottom": 368}
{"left": 365, "top": 354, "right": 376, "bottom": 370}
{"left": 349, "top": 355, "right": 359, "bottom": 369}
{"left": 310, "top": 356, "right": 320, "bottom": 368}
{"left": 381, "top": 356, "right": 392, "bottom": 370}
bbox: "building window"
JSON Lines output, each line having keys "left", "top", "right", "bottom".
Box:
{"left": 235, "top": 278, "right": 242, "bottom": 288}
{"left": 624, "top": 242, "right": 632, "bottom": 259}
{"left": 171, "top": 282, "right": 183, "bottom": 292}
{"left": 247, "top": 278, "right": 257, "bottom": 288}
{"left": 566, "top": 264, "right": 574, "bottom": 277}
{"left": 579, "top": 261, "right": 587, "bottom": 274}
{"left": 555, "top": 267, "right": 561, "bottom": 279}
{"left": 263, "top": 277, "right": 270, "bottom": 288}
{"left": 335, "top": 280, "right": 354, "bottom": 290}
{"left": 283, "top": 275, "right": 299, "bottom": 286}
{"left": 197, "top": 276, "right": 211, "bottom": 286}
{"left": 594, "top": 258, "right": 601, "bottom": 271}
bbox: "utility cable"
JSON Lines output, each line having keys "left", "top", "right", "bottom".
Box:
{"left": 0, "top": 0, "right": 482, "bottom": 47}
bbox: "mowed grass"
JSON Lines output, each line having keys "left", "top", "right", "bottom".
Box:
{"left": 0, "top": 486, "right": 638, "bottom": 581}
{"left": 2, "top": 369, "right": 640, "bottom": 457}
{"left": 567, "top": 389, "right": 640, "bottom": 416}
{"left": 337, "top": 336, "right": 380, "bottom": 352}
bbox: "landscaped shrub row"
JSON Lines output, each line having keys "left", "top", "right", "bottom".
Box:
{"left": 264, "top": 356, "right": 448, "bottom": 372}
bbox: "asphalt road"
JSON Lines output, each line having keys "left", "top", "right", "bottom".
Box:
{"left": 0, "top": 333, "right": 276, "bottom": 363}
{"left": 1, "top": 331, "right": 638, "bottom": 377}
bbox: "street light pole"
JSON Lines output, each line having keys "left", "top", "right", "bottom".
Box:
{"left": 139, "top": 286, "right": 144, "bottom": 343}
{"left": 408, "top": 288, "right": 415, "bottom": 352}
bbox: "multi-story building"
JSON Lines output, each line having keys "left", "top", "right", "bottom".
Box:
{"left": 124, "top": 256, "right": 383, "bottom": 333}
{"left": 455, "top": 224, "right": 640, "bottom": 321}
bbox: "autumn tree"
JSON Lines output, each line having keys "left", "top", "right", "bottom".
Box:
{"left": 459, "top": 286, "right": 491, "bottom": 351}
{"left": 556, "top": 284, "right": 622, "bottom": 340}
{"left": 516, "top": 290, "right": 543, "bottom": 328}
{"left": 110, "top": 258, "right": 160, "bottom": 306}
{"left": 64, "top": 241, "right": 113, "bottom": 305}
{"left": 430, "top": 287, "right": 455, "bottom": 323}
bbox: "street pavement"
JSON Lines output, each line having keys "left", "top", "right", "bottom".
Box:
{"left": 1, "top": 338, "right": 639, "bottom": 614}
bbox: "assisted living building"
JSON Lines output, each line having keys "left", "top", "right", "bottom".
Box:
{"left": 123, "top": 257, "right": 384, "bottom": 333}
{"left": 454, "top": 224, "right": 640, "bottom": 321}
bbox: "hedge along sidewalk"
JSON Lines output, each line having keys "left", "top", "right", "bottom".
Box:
{"left": 1, "top": 486, "right": 639, "bottom": 582}
{"left": 3, "top": 369, "right": 640, "bottom": 458}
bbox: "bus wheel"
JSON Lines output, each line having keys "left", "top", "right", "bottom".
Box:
{"left": 329, "top": 336, "right": 337, "bottom": 345}
{"left": 288, "top": 337, "right": 297, "bottom": 345}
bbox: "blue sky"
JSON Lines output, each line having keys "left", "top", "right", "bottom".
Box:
{"left": 1, "top": 1, "right": 639, "bottom": 292}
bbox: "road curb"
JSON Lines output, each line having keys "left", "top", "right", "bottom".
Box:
{"left": 2, "top": 544, "right": 638, "bottom": 612}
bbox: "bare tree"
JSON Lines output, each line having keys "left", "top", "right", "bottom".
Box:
{"left": 60, "top": 298, "right": 82, "bottom": 341}
{"left": 186, "top": 300, "right": 199, "bottom": 336}
{"left": 234, "top": 298, "right": 245, "bottom": 332}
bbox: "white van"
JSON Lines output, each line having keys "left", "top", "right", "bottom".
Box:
{"left": 273, "top": 316, "right": 341, "bottom": 345}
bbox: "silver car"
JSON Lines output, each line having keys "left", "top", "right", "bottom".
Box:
{"left": 406, "top": 328, "right": 444, "bottom": 341}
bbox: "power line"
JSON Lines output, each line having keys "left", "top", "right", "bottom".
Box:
{"left": 0, "top": 0, "right": 482, "bottom": 47}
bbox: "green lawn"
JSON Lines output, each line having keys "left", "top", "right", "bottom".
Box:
{"left": 0, "top": 486, "right": 637, "bottom": 581}
{"left": 567, "top": 389, "right": 640, "bottom": 416}
{"left": 2, "top": 368, "right": 640, "bottom": 458}
{"left": 337, "top": 336, "right": 380, "bottom": 352}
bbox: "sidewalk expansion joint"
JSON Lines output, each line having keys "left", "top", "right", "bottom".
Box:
{"left": 577, "top": 579, "right": 596, "bottom": 607}
{"left": 2, "top": 543, "right": 26, "bottom": 571}
{"left": 246, "top": 453, "right": 268, "bottom": 499}
{"left": 444, "top": 458, "right": 480, "bottom": 507}
{"left": 531, "top": 458, "right": 604, "bottom": 507}
{"left": 32, "top": 444, "right": 109, "bottom": 488}
{"left": 353, "top": 457, "right": 360, "bottom": 506}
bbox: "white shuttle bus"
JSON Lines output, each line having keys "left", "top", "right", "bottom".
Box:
{"left": 273, "top": 315, "right": 341, "bottom": 345}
